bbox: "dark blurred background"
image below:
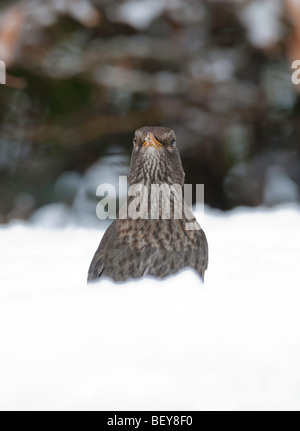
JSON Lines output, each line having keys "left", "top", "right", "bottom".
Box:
{"left": 1, "top": 0, "right": 300, "bottom": 225}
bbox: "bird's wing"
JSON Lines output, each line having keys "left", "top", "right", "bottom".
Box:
{"left": 182, "top": 204, "right": 209, "bottom": 277}
{"left": 87, "top": 220, "right": 117, "bottom": 281}
{"left": 197, "top": 227, "right": 209, "bottom": 277}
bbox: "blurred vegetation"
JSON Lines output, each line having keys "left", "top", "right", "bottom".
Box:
{"left": 0, "top": 0, "right": 300, "bottom": 224}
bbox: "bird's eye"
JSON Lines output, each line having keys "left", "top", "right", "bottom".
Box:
{"left": 133, "top": 138, "right": 137, "bottom": 146}
{"left": 170, "top": 139, "right": 176, "bottom": 149}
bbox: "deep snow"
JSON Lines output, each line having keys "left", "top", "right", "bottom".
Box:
{"left": 0, "top": 205, "right": 299, "bottom": 411}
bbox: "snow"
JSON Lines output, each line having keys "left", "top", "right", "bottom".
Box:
{"left": 109, "top": 0, "right": 168, "bottom": 30}
{"left": 263, "top": 167, "right": 299, "bottom": 205}
{"left": 0, "top": 205, "right": 300, "bottom": 411}
{"left": 239, "top": 0, "right": 283, "bottom": 49}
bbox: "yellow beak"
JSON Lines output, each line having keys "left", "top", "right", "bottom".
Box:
{"left": 142, "top": 132, "right": 163, "bottom": 151}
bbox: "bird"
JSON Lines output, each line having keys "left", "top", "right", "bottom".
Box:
{"left": 88, "top": 126, "right": 208, "bottom": 282}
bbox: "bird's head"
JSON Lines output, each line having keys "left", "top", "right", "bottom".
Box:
{"left": 129, "top": 126, "right": 185, "bottom": 186}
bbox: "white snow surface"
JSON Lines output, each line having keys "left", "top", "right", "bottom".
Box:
{"left": 0, "top": 205, "right": 300, "bottom": 411}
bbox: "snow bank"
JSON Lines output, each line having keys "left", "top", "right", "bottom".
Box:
{"left": 0, "top": 205, "right": 299, "bottom": 411}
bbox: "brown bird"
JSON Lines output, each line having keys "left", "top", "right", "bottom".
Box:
{"left": 88, "top": 126, "right": 208, "bottom": 282}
